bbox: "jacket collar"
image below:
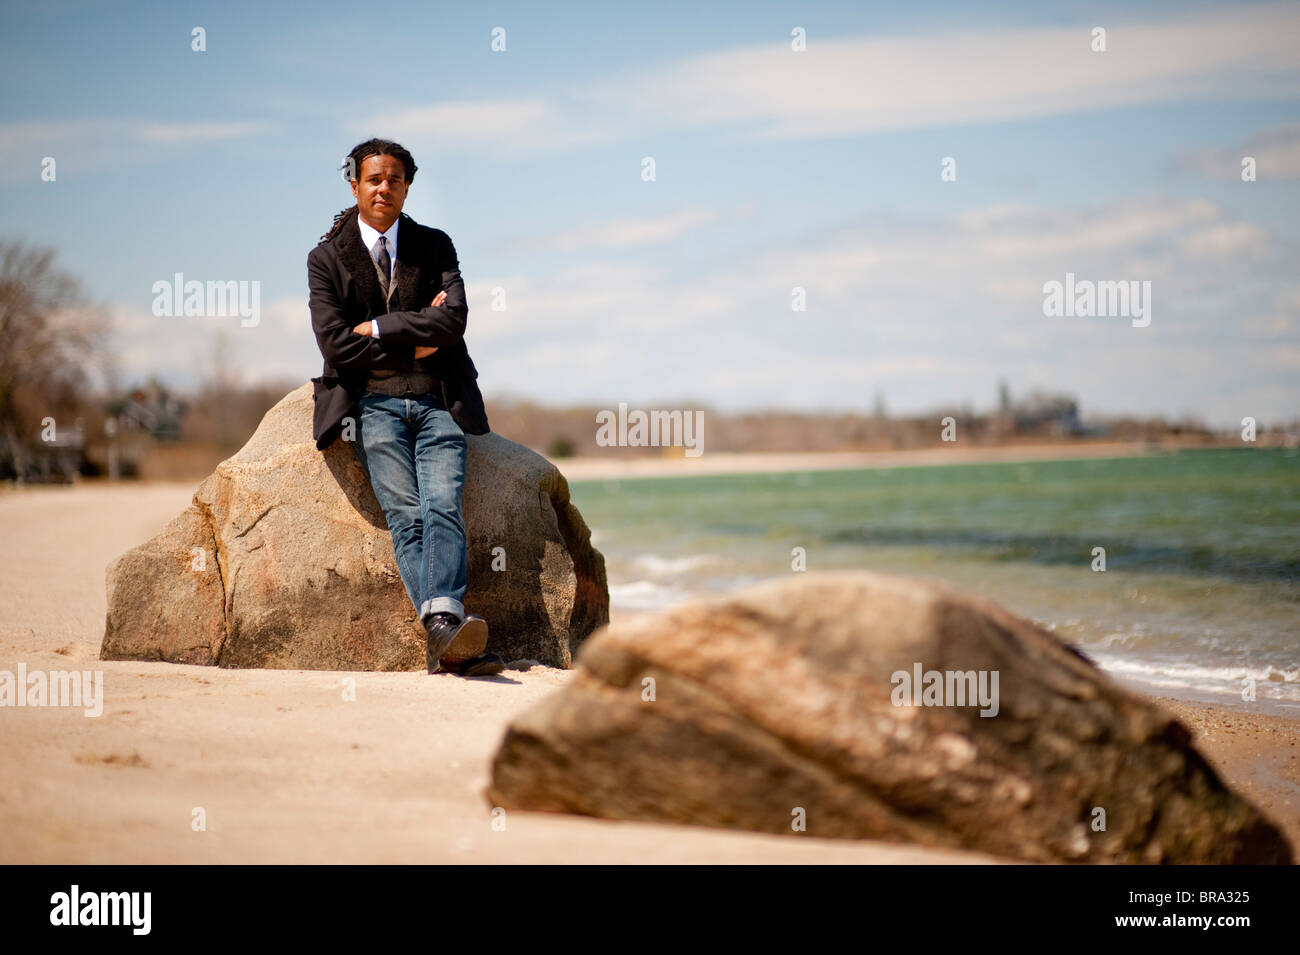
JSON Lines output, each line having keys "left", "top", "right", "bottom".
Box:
{"left": 332, "top": 208, "right": 423, "bottom": 316}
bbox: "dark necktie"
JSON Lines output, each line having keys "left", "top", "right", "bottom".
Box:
{"left": 373, "top": 236, "right": 391, "bottom": 297}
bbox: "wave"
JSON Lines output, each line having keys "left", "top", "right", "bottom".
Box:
{"left": 1089, "top": 652, "right": 1300, "bottom": 703}
{"left": 608, "top": 579, "right": 692, "bottom": 611}
{"left": 630, "top": 553, "right": 721, "bottom": 576}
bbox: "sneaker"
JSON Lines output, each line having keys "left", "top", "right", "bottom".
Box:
{"left": 423, "top": 612, "right": 489, "bottom": 674}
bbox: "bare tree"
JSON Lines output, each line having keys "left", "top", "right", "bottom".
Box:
{"left": 0, "top": 240, "right": 112, "bottom": 480}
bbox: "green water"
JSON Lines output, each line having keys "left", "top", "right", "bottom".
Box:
{"left": 569, "top": 447, "right": 1300, "bottom": 711}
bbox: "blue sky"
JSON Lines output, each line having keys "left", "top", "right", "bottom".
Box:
{"left": 2, "top": 0, "right": 1298, "bottom": 428}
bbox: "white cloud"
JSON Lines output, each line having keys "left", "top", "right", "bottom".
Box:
{"left": 105, "top": 296, "right": 318, "bottom": 393}
{"left": 363, "top": 98, "right": 610, "bottom": 160}
{"left": 0, "top": 117, "right": 268, "bottom": 182}
{"left": 9, "top": 4, "right": 1299, "bottom": 179}
{"left": 518, "top": 205, "right": 727, "bottom": 252}
{"left": 102, "top": 193, "right": 1300, "bottom": 429}
{"left": 1174, "top": 121, "right": 1300, "bottom": 179}
{"left": 459, "top": 194, "right": 1299, "bottom": 426}
{"left": 588, "top": 5, "right": 1300, "bottom": 141}
{"left": 363, "top": 3, "right": 1300, "bottom": 159}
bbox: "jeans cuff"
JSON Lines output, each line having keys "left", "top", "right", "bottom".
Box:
{"left": 420, "top": 597, "right": 466, "bottom": 624}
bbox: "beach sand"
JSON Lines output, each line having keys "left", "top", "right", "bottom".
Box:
{"left": 1, "top": 477, "right": 1293, "bottom": 864}
{"left": 550, "top": 439, "right": 1199, "bottom": 481}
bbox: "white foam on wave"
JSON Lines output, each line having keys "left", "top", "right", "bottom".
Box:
{"left": 631, "top": 553, "right": 722, "bottom": 576}
{"left": 1089, "top": 653, "right": 1300, "bottom": 703}
{"left": 608, "top": 579, "right": 693, "bottom": 612}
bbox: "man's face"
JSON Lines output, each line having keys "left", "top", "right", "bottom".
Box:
{"left": 351, "top": 154, "right": 408, "bottom": 231}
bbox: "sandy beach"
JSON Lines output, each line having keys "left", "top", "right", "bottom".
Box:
{"left": 550, "top": 439, "right": 1207, "bottom": 481}
{"left": 1, "top": 475, "right": 1294, "bottom": 863}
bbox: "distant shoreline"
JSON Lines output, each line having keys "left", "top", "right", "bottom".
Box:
{"left": 552, "top": 438, "right": 1270, "bottom": 482}
{"left": 3, "top": 437, "right": 1281, "bottom": 492}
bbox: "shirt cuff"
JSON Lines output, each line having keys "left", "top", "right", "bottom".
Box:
{"left": 370, "top": 319, "right": 380, "bottom": 339}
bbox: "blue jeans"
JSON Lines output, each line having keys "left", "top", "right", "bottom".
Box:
{"left": 351, "top": 391, "right": 467, "bottom": 624}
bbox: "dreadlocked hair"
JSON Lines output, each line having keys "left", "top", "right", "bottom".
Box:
{"left": 319, "top": 204, "right": 358, "bottom": 243}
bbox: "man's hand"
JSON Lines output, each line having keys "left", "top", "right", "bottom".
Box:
{"left": 414, "top": 290, "right": 446, "bottom": 358}
{"left": 351, "top": 291, "right": 447, "bottom": 359}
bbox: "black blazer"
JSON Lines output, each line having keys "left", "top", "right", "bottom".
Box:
{"left": 307, "top": 208, "right": 490, "bottom": 450}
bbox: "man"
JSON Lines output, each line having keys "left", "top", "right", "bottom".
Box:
{"left": 308, "top": 138, "right": 503, "bottom": 677}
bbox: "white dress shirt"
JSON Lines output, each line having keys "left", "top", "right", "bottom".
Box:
{"left": 356, "top": 215, "right": 399, "bottom": 338}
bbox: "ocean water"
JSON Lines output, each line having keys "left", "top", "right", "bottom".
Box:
{"left": 567, "top": 447, "right": 1300, "bottom": 714}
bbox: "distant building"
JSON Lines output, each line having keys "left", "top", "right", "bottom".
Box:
{"left": 1014, "top": 391, "right": 1082, "bottom": 436}
{"left": 989, "top": 385, "right": 1086, "bottom": 438}
{"left": 113, "top": 381, "right": 186, "bottom": 441}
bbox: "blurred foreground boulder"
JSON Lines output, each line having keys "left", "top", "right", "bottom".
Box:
{"left": 487, "top": 570, "right": 1291, "bottom": 864}
{"left": 101, "top": 383, "right": 607, "bottom": 669}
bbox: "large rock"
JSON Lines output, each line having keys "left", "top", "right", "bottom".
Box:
{"left": 101, "top": 383, "right": 607, "bottom": 669}
{"left": 487, "top": 570, "right": 1292, "bottom": 864}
